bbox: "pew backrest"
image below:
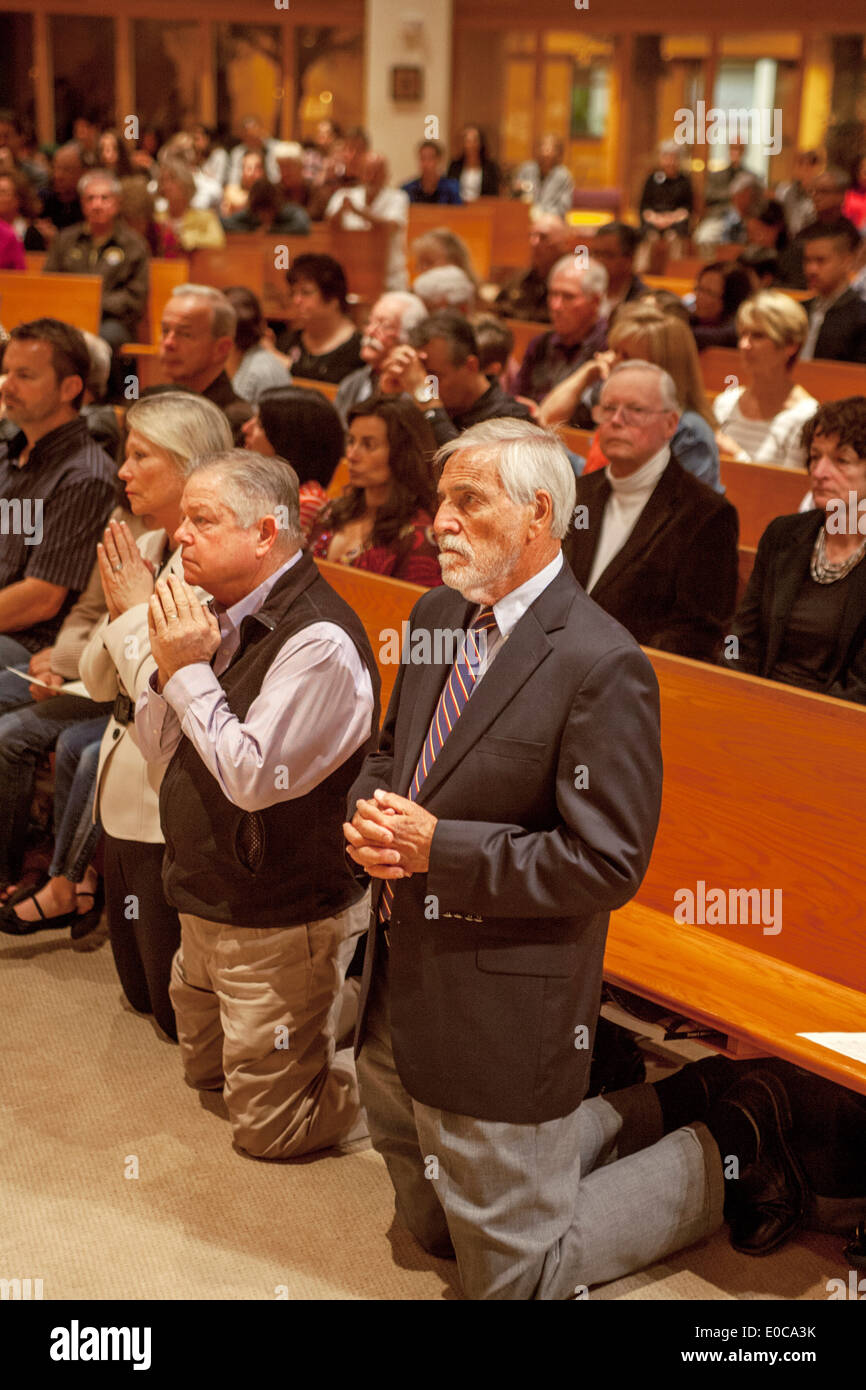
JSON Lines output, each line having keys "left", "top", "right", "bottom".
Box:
{"left": 0, "top": 270, "right": 102, "bottom": 333}
{"left": 315, "top": 559, "right": 426, "bottom": 712}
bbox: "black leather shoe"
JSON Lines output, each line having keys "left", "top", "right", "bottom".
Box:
{"left": 721, "top": 1070, "right": 809, "bottom": 1256}
{"left": 0, "top": 892, "right": 76, "bottom": 936}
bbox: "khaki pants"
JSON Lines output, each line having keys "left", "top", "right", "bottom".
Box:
{"left": 170, "top": 892, "right": 370, "bottom": 1159}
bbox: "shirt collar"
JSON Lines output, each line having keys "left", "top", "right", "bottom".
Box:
{"left": 489, "top": 551, "right": 563, "bottom": 638}
{"left": 3, "top": 416, "right": 85, "bottom": 468}
{"left": 213, "top": 551, "right": 302, "bottom": 639}
{"left": 812, "top": 284, "right": 848, "bottom": 314}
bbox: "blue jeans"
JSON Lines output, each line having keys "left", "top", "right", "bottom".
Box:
{"left": 0, "top": 692, "right": 112, "bottom": 883}
{"left": 49, "top": 719, "right": 108, "bottom": 883}
{"left": 0, "top": 633, "right": 36, "bottom": 716}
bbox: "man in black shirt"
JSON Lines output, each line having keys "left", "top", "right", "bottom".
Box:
{"left": 37, "top": 144, "right": 84, "bottom": 238}
{"left": 493, "top": 213, "right": 570, "bottom": 323}
{"left": 158, "top": 284, "right": 253, "bottom": 443}
{"left": 0, "top": 319, "right": 115, "bottom": 712}
{"left": 378, "top": 311, "right": 532, "bottom": 446}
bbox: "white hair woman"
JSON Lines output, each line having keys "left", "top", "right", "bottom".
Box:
{"left": 77, "top": 393, "right": 232, "bottom": 1039}
{"left": 714, "top": 290, "right": 818, "bottom": 468}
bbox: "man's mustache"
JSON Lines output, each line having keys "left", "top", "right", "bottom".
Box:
{"left": 437, "top": 537, "right": 474, "bottom": 559}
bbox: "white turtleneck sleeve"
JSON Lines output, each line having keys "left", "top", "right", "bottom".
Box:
{"left": 586, "top": 445, "right": 671, "bottom": 594}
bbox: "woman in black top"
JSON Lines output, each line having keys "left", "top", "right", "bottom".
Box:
{"left": 725, "top": 398, "right": 866, "bottom": 703}
{"left": 447, "top": 126, "right": 501, "bottom": 201}
{"left": 276, "top": 253, "right": 364, "bottom": 383}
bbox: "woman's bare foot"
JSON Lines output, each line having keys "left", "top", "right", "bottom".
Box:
{"left": 75, "top": 865, "right": 99, "bottom": 914}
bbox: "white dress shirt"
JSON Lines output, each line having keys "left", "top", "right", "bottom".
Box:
{"left": 134, "top": 551, "right": 374, "bottom": 812}
{"left": 473, "top": 551, "right": 563, "bottom": 681}
{"left": 587, "top": 446, "right": 671, "bottom": 593}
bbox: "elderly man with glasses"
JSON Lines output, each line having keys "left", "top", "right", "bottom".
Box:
{"left": 564, "top": 360, "right": 738, "bottom": 662}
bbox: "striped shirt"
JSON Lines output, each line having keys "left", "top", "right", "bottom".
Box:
{"left": 0, "top": 416, "right": 116, "bottom": 651}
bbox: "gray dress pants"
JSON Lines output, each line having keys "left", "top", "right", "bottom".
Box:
{"left": 358, "top": 945, "right": 725, "bottom": 1300}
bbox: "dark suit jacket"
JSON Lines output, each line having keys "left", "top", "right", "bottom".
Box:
{"left": 349, "top": 562, "right": 662, "bottom": 1124}
{"left": 805, "top": 289, "right": 866, "bottom": 364}
{"left": 724, "top": 509, "right": 866, "bottom": 702}
{"left": 563, "top": 455, "right": 739, "bottom": 661}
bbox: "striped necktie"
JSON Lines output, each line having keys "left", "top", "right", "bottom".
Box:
{"left": 379, "top": 605, "right": 497, "bottom": 925}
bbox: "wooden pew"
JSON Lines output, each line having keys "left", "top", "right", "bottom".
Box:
{"left": 315, "top": 560, "right": 425, "bottom": 713}
{"left": 720, "top": 457, "right": 809, "bottom": 548}
{"left": 606, "top": 651, "right": 866, "bottom": 1094}
{"left": 478, "top": 198, "right": 531, "bottom": 276}
{"left": 0, "top": 270, "right": 102, "bottom": 333}
{"left": 292, "top": 375, "right": 339, "bottom": 403}
{"left": 326, "top": 458, "right": 350, "bottom": 498}
{"left": 701, "top": 346, "right": 866, "bottom": 402}
{"left": 560, "top": 426, "right": 593, "bottom": 457}
{"left": 24, "top": 252, "right": 46, "bottom": 274}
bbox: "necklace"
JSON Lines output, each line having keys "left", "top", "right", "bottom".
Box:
{"left": 810, "top": 526, "right": 866, "bottom": 584}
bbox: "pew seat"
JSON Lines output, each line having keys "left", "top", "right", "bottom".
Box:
{"left": 315, "top": 560, "right": 425, "bottom": 711}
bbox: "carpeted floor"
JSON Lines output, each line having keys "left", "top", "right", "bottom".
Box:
{"left": 0, "top": 919, "right": 850, "bottom": 1301}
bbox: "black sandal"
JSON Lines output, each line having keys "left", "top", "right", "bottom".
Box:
{"left": 0, "top": 891, "right": 76, "bottom": 936}
{"left": 71, "top": 882, "right": 105, "bottom": 942}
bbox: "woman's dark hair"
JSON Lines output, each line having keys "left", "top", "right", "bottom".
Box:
{"left": 460, "top": 125, "right": 488, "bottom": 163}
{"left": 698, "top": 261, "right": 753, "bottom": 320}
{"left": 99, "top": 128, "right": 133, "bottom": 176}
{"left": 801, "top": 397, "right": 866, "bottom": 462}
{"left": 328, "top": 394, "right": 438, "bottom": 549}
{"left": 751, "top": 198, "right": 788, "bottom": 250}
{"left": 247, "top": 177, "right": 283, "bottom": 220}
{"left": 223, "top": 286, "right": 265, "bottom": 354}
{"left": 286, "top": 253, "right": 349, "bottom": 314}
{"left": 257, "top": 385, "right": 345, "bottom": 489}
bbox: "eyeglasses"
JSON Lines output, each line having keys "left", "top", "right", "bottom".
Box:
{"left": 592, "top": 402, "right": 670, "bottom": 426}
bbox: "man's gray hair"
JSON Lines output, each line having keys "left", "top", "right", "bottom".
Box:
{"left": 125, "top": 392, "right": 233, "bottom": 475}
{"left": 78, "top": 168, "right": 121, "bottom": 197}
{"left": 170, "top": 283, "right": 237, "bottom": 340}
{"left": 377, "top": 291, "right": 428, "bottom": 340}
{"left": 81, "top": 330, "right": 111, "bottom": 401}
{"left": 188, "top": 448, "right": 301, "bottom": 549}
{"left": 434, "top": 418, "right": 577, "bottom": 541}
{"left": 603, "top": 359, "right": 680, "bottom": 412}
{"left": 413, "top": 265, "right": 476, "bottom": 311}
{"left": 548, "top": 255, "right": 608, "bottom": 299}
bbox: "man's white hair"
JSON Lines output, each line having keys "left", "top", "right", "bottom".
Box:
{"left": 188, "top": 448, "right": 301, "bottom": 549}
{"left": 548, "top": 255, "right": 608, "bottom": 299}
{"left": 375, "top": 291, "right": 428, "bottom": 340}
{"left": 603, "top": 359, "right": 680, "bottom": 412}
{"left": 78, "top": 168, "right": 121, "bottom": 197}
{"left": 413, "top": 265, "right": 476, "bottom": 311}
{"left": 170, "top": 283, "right": 236, "bottom": 340}
{"left": 434, "top": 417, "right": 577, "bottom": 540}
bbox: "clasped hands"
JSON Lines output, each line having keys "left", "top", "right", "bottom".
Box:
{"left": 147, "top": 574, "right": 220, "bottom": 691}
{"left": 343, "top": 789, "right": 437, "bottom": 879}
{"left": 97, "top": 519, "right": 156, "bottom": 621}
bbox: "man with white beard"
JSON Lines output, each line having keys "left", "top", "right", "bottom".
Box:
{"left": 333, "top": 291, "right": 428, "bottom": 422}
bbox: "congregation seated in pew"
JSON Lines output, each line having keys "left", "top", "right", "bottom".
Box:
{"left": 723, "top": 397, "right": 866, "bottom": 702}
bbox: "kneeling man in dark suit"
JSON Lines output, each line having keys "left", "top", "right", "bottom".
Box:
{"left": 344, "top": 417, "right": 808, "bottom": 1298}
{"left": 565, "top": 361, "right": 739, "bottom": 662}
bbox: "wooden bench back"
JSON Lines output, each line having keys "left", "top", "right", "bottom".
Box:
{"left": 0, "top": 270, "right": 102, "bottom": 333}
{"left": 478, "top": 198, "right": 531, "bottom": 274}
{"left": 407, "top": 205, "right": 493, "bottom": 282}
{"left": 315, "top": 560, "right": 425, "bottom": 713}
{"left": 720, "top": 458, "right": 810, "bottom": 548}
{"left": 641, "top": 650, "right": 866, "bottom": 993}
{"left": 292, "top": 376, "right": 339, "bottom": 402}
{"left": 701, "top": 346, "right": 866, "bottom": 402}
{"left": 147, "top": 258, "right": 191, "bottom": 344}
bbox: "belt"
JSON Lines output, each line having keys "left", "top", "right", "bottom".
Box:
{"left": 113, "top": 691, "right": 135, "bottom": 725}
